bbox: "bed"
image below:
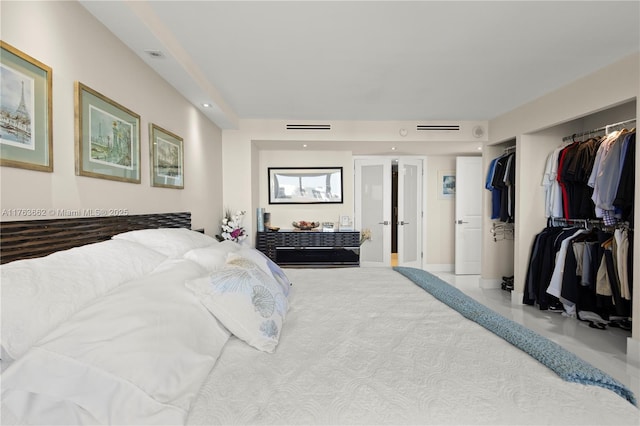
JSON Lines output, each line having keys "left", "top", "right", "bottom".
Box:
{"left": 1, "top": 213, "right": 638, "bottom": 425}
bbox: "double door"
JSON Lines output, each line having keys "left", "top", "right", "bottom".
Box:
{"left": 354, "top": 157, "right": 423, "bottom": 268}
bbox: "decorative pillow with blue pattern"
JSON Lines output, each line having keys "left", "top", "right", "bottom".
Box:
{"left": 227, "top": 248, "right": 292, "bottom": 297}
{"left": 185, "top": 258, "right": 288, "bottom": 353}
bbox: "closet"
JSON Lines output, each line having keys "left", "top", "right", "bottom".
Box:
{"left": 486, "top": 145, "right": 516, "bottom": 224}
{"left": 524, "top": 116, "right": 635, "bottom": 331}
{"left": 485, "top": 143, "right": 516, "bottom": 290}
{"left": 481, "top": 54, "right": 638, "bottom": 357}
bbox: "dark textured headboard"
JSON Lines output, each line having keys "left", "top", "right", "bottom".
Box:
{"left": 0, "top": 212, "right": 191, "bottom": 264}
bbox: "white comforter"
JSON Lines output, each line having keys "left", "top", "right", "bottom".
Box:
{"left": 2, "top": 257, "right": 638, "bottom": 425}
{"left": 2, "top": 260, "right": 230, "bottom": 425}
{"left": 187, "top": 267, "right": 639, "bottom": 425}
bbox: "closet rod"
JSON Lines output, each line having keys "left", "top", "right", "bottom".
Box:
{"left": 504, "top": 145, "right": 516, "bottom": 153}
{"left": 562, "top": 118, "right": 636, "bottom": 142}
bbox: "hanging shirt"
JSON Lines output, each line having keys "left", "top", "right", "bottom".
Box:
{"left": 485, "top": 157, "right": 501, "bottom": 220}
{"left": 613, "top": 132, "right": 636, "bottom": 225}
{"left": 542, "top": 147, "right": 563, "bottom": 218}
{"left": 588, "top": 131, "right": 619, "bottom": 218}
{"left": 614, "top": 228, "right": 630, "bottom": 300}
{"left": 593, "top": 130, "right": 628, "bottom": 215}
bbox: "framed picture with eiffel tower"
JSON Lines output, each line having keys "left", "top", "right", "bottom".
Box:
{"left": 74, "top": 82, "right": 141, "bottom": 183}
{"left": 0, "top": 41, "right": 53, "bottom": 172}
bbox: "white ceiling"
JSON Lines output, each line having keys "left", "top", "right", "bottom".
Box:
{"left": 79, "top": 1, "right": 639, "bottom": 131}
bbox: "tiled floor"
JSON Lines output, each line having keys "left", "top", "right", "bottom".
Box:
{"left": 428, "top": 271, "right": 640, "bottom": 401}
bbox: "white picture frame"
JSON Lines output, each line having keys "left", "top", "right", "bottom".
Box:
{"left": 438, "top": 170, "right": 456, "bottom": 200}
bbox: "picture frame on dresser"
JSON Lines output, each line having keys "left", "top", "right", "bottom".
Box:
{"left": 149, "top": 123, "right": 184, "bottom": 189}
{"left": 74, "top": 81, "right": 141, "bottom": 183}
{"left": 0, "top": 41, "right": 53, "bottom": 172}
{"left": 268, "top": 167, "right": 343, "bottom": 204}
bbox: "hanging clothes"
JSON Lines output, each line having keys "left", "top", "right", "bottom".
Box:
{"left": 613, "top": 132, "right": 636, "bottom": 227}
{"left": 543, "top": 129, "right": 635, "bottom": 223}
{"left": 485, "top": 150, "right": 515, "bottom": 223}
{"left": 485, "top": 156, "right": 501, "bottom": 220}
{"left": 542, "top": 147, "right": 564, "bottom": 218}
{"left": 589, "top": 130, "right": 636, "bottom": 225}
{"left": 524, "top": 222, "right": 631, "bottom": 321}
{"left": 546, "top": 227, "right": 590, "bottom": 316}
{"left": 559, "top": 137, "right": 602, "bottom": 218}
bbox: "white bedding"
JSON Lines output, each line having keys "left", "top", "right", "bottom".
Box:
{"left": 2, "top": 259, "right": 230, "bottom": 425}
{"left": 1, "top": 239, "right": 168, "bottom": 362}
{"left": 186, "top": 267, "right": 639, "bottom": 425}
{"left": 2, "top": 235, "right": 638, "bottom": 426}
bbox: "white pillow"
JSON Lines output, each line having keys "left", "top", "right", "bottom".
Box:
{"left": 184, "top": 241, "right": 241, "bottom": 272}
{"left": 186, "top": 262, "right": 288, "bottom": 353}
{"left": 227, "top": 248, "right": 292, "bottom": 297}
{"left": 113, "top": 228, "right": 218, "bottom": 258}
{"left": 1, "top": 240, "right": 167, "bottom": 361}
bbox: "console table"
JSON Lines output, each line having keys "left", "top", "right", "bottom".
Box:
{"left": 256, "top": 230, "right": 360, "bottom": 267}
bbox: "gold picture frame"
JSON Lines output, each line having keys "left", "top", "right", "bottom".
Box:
{"left": 75, "top": 81, "right": 141, "bottom": 183}
{"left": 149, "top": 123, "right": 184, "bottom": 189}
{"left": 0, "top": 41, "right": 53, "bottom": 172}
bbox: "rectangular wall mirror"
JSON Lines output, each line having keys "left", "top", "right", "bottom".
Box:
{"left": 268, "top": 167, "right": 343, "bottom": 204}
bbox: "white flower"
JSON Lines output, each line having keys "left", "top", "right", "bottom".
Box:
{"left": 220, "top": 209, "right": 247, "bottom": 243}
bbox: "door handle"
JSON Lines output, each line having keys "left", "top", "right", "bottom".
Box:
{"left": 457, "top": 220, "right": 469, "bottom": 224}
{"left": 378, "top": 221, "right": 390, "bottom": 225}
{"left": 399, "top": 221, "right": 409, "bottom": 225}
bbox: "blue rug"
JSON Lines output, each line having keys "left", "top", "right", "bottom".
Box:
{"left": 394, "top": 266, "right": 637, "bottom": 406}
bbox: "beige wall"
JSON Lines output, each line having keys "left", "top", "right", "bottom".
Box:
{"left": 258, "top": 150, "right": 354, "bottom": 231}
{"left": 424, "top": 156, "right": 457, "bottom": 269}
{"left": 486, "top": 53, "right": 639, "bottom": 347}
{"left": 223, "top": 119, "right": 485, "bottom": 268}
{"left": 0, "top": 1, "right": 223, "bottom": 234}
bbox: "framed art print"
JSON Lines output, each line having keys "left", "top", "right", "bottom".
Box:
{"left": 149, "top": 123, "right": 184, "bottom": 189}
{"left": 438, "top": 170, "right": 456, "bottom": 199}
{"left": 0, "top": 41, "right": 52, "bottom": 172}
{"left": 75, "top": 81, "right": 140, "bottom": 183}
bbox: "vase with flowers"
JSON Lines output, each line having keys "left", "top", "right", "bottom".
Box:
{"left": 219, "top": 209, "right": 247, "bottom": 243}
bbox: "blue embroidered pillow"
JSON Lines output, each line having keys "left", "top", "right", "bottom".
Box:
{"left": 185, "top": 261, "right": 288, "bottom": 353}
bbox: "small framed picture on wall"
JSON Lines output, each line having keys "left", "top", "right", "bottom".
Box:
{"left": 438, "top": 170, "right": 455, "bottom": 200}
{"left": 149, "top": 123, "right": 184, "bottom": 189}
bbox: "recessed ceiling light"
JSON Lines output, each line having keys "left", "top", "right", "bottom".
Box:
{"left": 477, "top": 146, "right": 482, "bottom": 151}
{"left": 202, "top": 103, "right": 212, "bottom": 108}
{"left": 303, "top": 144, "right": 308, "bottom": 148}
{"left": 144, "top": 49, "right": 164, "bottom": 59}
{"left": 391, "top": 146, "right": 397, "bottom": 151}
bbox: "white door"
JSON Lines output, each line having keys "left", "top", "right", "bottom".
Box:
{"left": 355, "top": 157, "right": 422, "bottom": 268}
{"left": 355, "top": 158, "right": 392, "bottom": 267}
{"left": 455, "top": 156, "right": 483, "bottom": 274}
{"left": 397, "top": 158, "right": 423, "bottom": 267}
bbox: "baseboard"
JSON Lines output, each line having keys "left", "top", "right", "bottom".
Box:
{"left": 479, "top": 278, "right": 501, "bottom": 289}
{"left": 511, "top": 290, "right": 524, "bottom": 305}
{"left": 627, "top": 337, "right": 640, "bottom": 367}
{"left": 424, "top": 264, "right": 453, "bottom": 272}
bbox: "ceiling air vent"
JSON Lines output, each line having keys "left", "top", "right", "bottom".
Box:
{"left": 286, "top": 124, "right": 331, "bottom": 131}
{"left": 416, "top": 124, "right": 460, "bottom": 131}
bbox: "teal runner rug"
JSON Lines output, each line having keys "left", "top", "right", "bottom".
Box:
{"left": 394, "top": 266, "right": 637, "bottom": 406}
